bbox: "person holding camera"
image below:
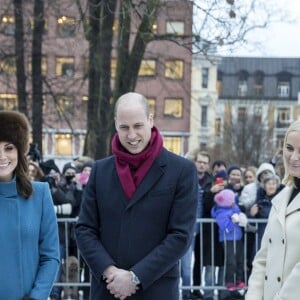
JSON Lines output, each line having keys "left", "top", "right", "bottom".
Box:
{"left": 40, "top": 160, "right": 80, "bottom": 300}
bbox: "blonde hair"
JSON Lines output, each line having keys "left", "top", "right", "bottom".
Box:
{"left": 282, "top": 120, "right": 300, "bottom": 186}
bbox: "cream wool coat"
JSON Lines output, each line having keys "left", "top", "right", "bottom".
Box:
{"left": 245, "top": 186, "right": 300, "bottom": 300}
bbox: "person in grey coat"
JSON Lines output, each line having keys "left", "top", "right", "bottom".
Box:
{"left": 75, "top": 92, "right": 198, "bottom": 300}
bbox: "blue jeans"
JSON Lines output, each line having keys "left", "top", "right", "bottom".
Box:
{"left": 204, "top": 265, "right": 224, "bottom": 299}
{"left": 180, "top": 243, "right": 194, "bottom": 296}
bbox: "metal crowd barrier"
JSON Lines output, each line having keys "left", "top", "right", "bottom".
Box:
{"left": 54, "top": 217, "right": 268, "bottom": 299}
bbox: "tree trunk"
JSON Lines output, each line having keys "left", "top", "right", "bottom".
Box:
{"left": 14, "top": 0, "right": 27, "bottom": 115}
{"left": 85, "top": 0, "right": 116, "bottom": 159}
{"left": 31, "top": 0, "right": 44, "bottom": 157}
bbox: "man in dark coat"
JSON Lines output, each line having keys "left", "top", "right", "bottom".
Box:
{"left": 75, "top": 92, "right": 198, "bottom": 300}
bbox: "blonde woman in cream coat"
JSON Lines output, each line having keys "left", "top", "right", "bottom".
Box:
{"left": 245, "top": 120, "right": 300, "bottom": 300}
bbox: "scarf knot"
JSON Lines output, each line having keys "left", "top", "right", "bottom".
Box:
{"left": 112, "top": 126, "right": 163, "bottom": 200}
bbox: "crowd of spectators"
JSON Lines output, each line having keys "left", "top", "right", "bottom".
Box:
{"left": 180, "top": 147, "right": 284, "bottom": 300}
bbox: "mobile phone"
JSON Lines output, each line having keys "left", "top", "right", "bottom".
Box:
{"left": 215, "top": 177, "right": 223, "bottom": 184}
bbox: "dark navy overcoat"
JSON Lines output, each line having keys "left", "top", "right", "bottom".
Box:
{"left": 75, "top": 148, "right": 198, "bottom": 300}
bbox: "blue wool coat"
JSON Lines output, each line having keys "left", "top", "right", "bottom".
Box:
{"left": 76, "top": 148, "right": 198, "bottom": 300}
{"left": 211, "top": 204, "right": 243, "bottom": 242}
{"left": 0, "top": 180, "right": 60, "bottom": 300}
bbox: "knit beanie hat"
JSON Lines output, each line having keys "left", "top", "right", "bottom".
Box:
{"left": 62, "top": 162, "right": 77, "bottom": 174}
{"left": 214, "top": 189, "right": 235, "bottom": 207}
{"left": 0, "top": 110, "right": 30, "bottom": 154}
{"left": 81, "top": 160, "right": 95, "bottom": 171}
{"left": 262, "top": 173, "right": 280, "bottom": 187}
{"left": 227, "top": 165, "right": 242, "bottom": 176}
{"left": 40, "top": 159, "right": 61, "bottom": 175}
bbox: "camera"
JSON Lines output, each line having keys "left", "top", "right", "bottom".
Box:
{"left": 215, "top": 177, "right": 223, "bottom": 184}
{"left": 44, "top": 175, "right": 56, "bottom": 188}
{"left": 27, "top": 143, "right": 42, "bottom": 163}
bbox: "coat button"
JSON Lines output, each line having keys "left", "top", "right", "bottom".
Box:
{"left": 282, "top": 239, "right": 284, "bottom": 244}
{"left": 277, "top": 277, "right": 281, "bottom": 282}
{"left": 269, "top": 238, "right": 272, "bottom": 243}
{"left": 265, "top": 275, "right": 268, "bottom": 280}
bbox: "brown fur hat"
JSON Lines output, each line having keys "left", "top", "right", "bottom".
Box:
{"left": 0, "top": 110, "right": 30, "bottom": 154}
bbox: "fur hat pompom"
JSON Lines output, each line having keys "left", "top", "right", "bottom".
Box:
{"left": 214, "top": 189, "right": 235, "bottom": 207}
{"left": 0, "top": 110, "right": 30, "bottom": 154}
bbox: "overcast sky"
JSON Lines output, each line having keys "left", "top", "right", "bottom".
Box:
{"left": 219, "top": 1, "right": 300, "bottom": 57}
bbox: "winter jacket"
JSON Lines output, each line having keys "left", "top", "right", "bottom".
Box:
{"left": 0, "top": 180, "right": 60, "bottom": 300}
{"left": 211, "top": 204, "right": 243, "bottom": 242}
{"left": 246, "top": 186, "right": 300, "bottom": 300}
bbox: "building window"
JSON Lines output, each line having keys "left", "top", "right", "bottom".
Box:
{"left": 201, "top": 105, "right": 208, "bottom": 127}
{"left": 166, "top": 21, "right": 184, "bottom": 35}
{"left": 112, "top": 20, "right": 119, "bottom": 34}
{"left": 82, "top": 96, "right": 88, "bottom": 115}
{"left": 215, "top": 118, "right": 221, "bottom": 137}
{"left": 202, "top": 67, "right": 209, "bottom": 88}
{"left": 56, "top": 57, "right": 75, "bottom": 77}
{"left": 253, "top": 71, "right": 264, "bottom": 96}
{"left": 277, "top": 72, "right": 291, "bottom": 98}
{"left": 163, "top": 136, "right": 181, "bottom": 155}
{"left": 0, "top": 94, "right": 17, "bottom": 110}
{"left": 277, "top": 107, "right": 290, "bottom": 128}
{"left": 165, "top": 60, "right": 183, "bottom": 79}
{"left": 277, "top": 82, "right": 290, "bottom": 98}
{"left": 0, "top": 56, "right": 16, "bottom": 75}
{"left": 217, "top": 71, "right": 223, "bottom": 95}
{"left": 253, "top": 106, "right": 262, "bottom": 123}
{"left": 238, "top": 70, "right": 248, "bottom": 97}
{"left": 56, "top": 95, "right": 73, "bottom": 115}
{"left": 238, "top": 107, "right": 247, "bottom": 122}
{"left": 276, "top": 134, "right": 285, "bottom": 149}
{"left": 238, "top": 81, "right": 248, "bottom": 96}
{"left": 28, "top": 56, "right": 47, "bottom": 76}
{"left": 55, "top": 133, "right": 72, "bottom": 156}
{"left": 138, "top": 60, "right": 156, "bottom": 77}
{"left": 147, "top": 98, "right": 156, "bottom": 116}
{"left": 164, "top": 98, "right": 183, "bottom": 118}
{"left": 111, "top": 58, "right": 117, "bottom": 78}
{"left": 152, "top": 22, "right": 158, "bottom": 34}
{"left": 0, "top": 15, "right": 15, "bottom": 35}
{"left": 83, "top": 57, "right": 89, "bottom": 76}
{"left": 57, "top": 16, "right": 76, "bottom": 37}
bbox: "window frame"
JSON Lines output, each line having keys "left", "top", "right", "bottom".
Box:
{"left": 163, "top": 98, "right": 183, "bottom": 118}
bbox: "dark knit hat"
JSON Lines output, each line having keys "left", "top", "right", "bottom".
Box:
{"left": 212, "top": 160, "right": 227, "bottom": 170}
{"left": 227, "top": 165, "right": 242, "bottom": 176}
{"left": 62, "top": 162, "right": 77, "bottom": 174}
{"left": 40, "top": 159, "right": 61, "bottom": 175}
{"left": 81, "top": 160, "right": 95, "bottom": 171}
{"left": 0, "top": 110, "right": 30, "bottom": 154}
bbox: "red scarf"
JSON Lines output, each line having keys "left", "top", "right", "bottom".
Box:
{"left": 111, "top": 126, "right": 163, "bottom": 200}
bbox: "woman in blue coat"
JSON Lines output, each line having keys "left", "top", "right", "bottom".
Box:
{"left": 0, "top": 111, "right": 60, "bottom": 300}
